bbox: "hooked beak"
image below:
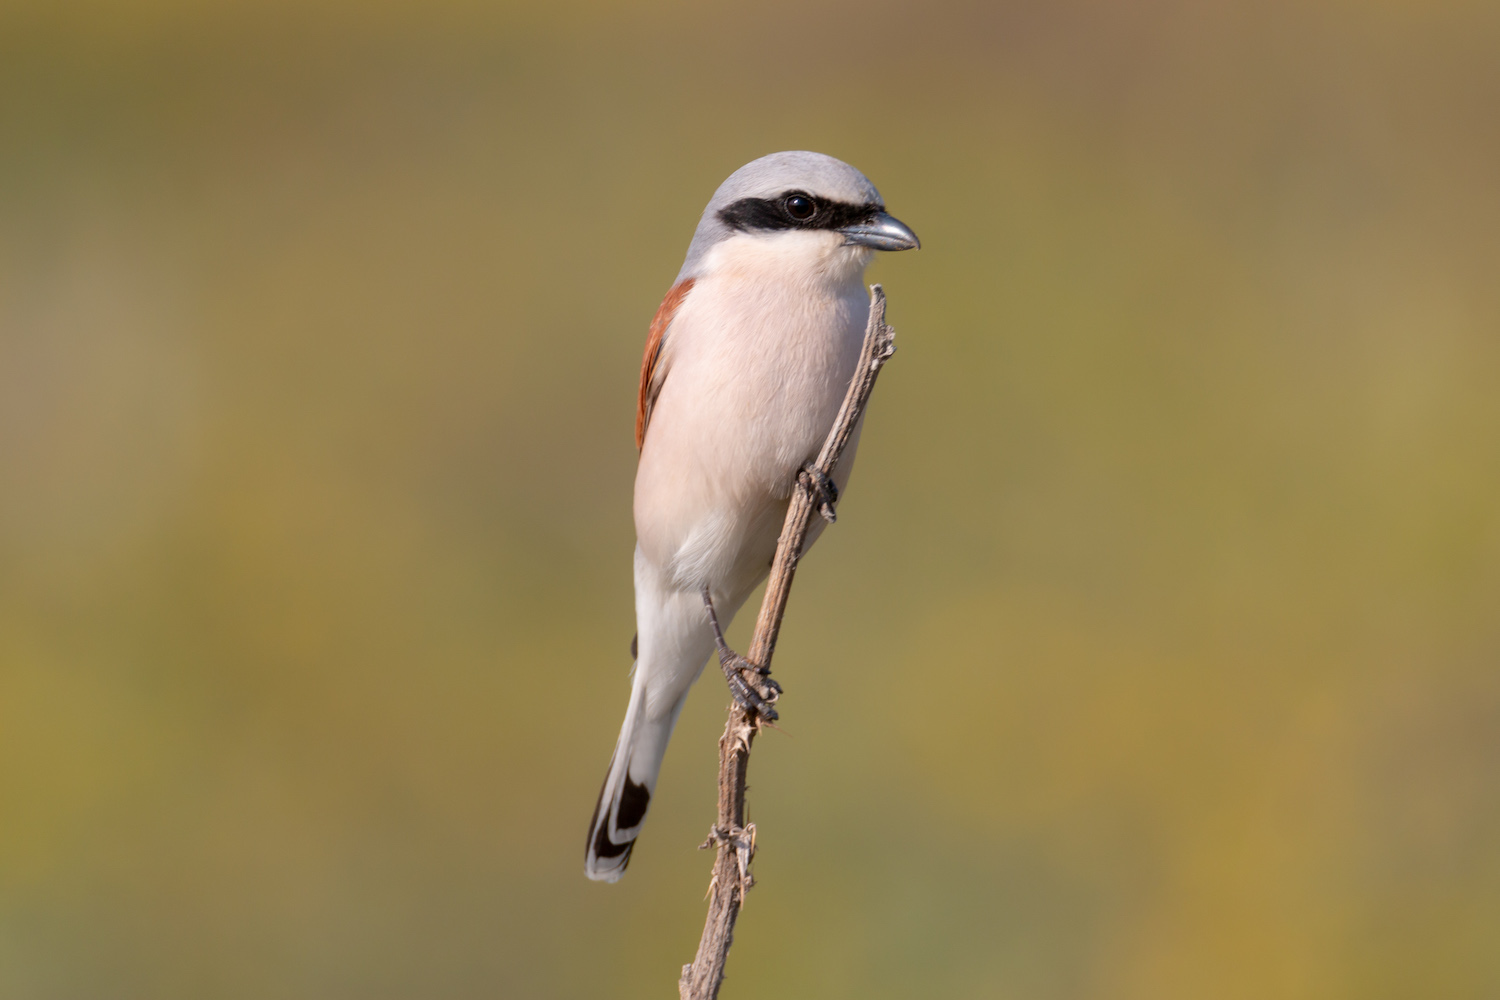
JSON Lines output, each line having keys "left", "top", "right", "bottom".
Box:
{"left": 840, "top": 211, "right": 921, "bottom": 251}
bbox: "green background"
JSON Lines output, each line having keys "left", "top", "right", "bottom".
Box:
{"left": 3, "top": 1, "right": 1499, "bottom": 996}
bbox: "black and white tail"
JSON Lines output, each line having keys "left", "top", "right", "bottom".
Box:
{"left": 587, "top": 557, "right": 723, "bottom": 882}
{"left": 584, "top": 678, "right": 683, "bottom": 882}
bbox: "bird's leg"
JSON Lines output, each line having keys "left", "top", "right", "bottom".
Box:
{"left": 799, "top": 464, "right": 839, "bottom": 523}
{"left": 701, "top": 587, "right": 781, "bottom": 721}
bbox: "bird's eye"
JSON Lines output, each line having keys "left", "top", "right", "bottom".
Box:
{"left": 784, "top": 194, "right": 816, "bottom": 221}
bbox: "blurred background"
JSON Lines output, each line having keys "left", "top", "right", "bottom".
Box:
{"left": 3, "top": 0, "right": 1499, "bottom": 996}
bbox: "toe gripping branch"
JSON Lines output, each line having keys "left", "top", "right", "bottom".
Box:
{"left": 701, "top": 587, "right": 782, "bottom": 722}
{"left": 799, "top": 463, "right": 840, "bottom": 523}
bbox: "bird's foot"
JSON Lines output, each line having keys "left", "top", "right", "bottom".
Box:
{"left": 799, "top": 464, "right": 839, "bottom": 523}
{"left": 719, "top": 649, "right": 782, "bottom": 721}
{"left": 701, "top": 588, "right": 781, "bottom": 721}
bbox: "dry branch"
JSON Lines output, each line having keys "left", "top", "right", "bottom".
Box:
{"left": 678, "top": 284, "right": 898, "bottom": 1000}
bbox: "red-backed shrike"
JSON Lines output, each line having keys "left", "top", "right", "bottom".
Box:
{"left": 585, "top": 151, "right": 919, "bottom": 881}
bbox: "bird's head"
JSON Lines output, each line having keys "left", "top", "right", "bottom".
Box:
{"left": 678, "top": 151, "right": 919, "bottom": 283}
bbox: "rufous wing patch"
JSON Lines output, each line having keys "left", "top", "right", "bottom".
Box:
{"left": 636, "top": 278, "right": 695, "bottom": 449}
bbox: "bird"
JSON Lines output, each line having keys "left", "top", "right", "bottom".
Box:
{"left": 585, "top": 151, "right": 918, "bottom": 882}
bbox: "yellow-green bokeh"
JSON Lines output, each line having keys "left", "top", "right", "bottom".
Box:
{"left": 3, "top": 2, "right": 1498, "bottom": 996}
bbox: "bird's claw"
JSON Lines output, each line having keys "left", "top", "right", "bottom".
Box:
{"left": 800, "top": 464, "right": 839, "bottom": 523}
{"left": 719, "top": 651, "right": 780, "bottom": 721}
{"left": 702, "top": 586, "right": 782, "bottom": 721}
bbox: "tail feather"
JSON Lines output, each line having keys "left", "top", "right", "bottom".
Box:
{"left": 586, "top": 553, "right": 733, "bottom": 882}
{"left": 584, "top": 681, "right": 684, "bottom": 882}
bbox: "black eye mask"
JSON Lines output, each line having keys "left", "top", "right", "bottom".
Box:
{"left": 717, "top": 190, "right": 882, "bottom": 233}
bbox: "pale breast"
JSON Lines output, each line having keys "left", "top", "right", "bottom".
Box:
{"left": 634, "top": 232, "right": 871, "bottom": 592}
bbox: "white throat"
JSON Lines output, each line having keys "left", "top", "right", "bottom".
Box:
{"left": 697, "top": 229, "right": 873, "bottom": 294}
